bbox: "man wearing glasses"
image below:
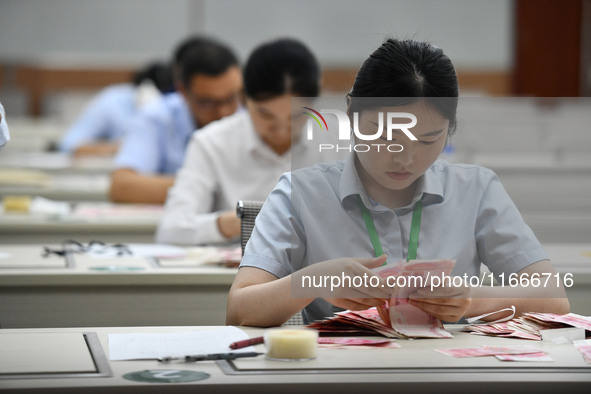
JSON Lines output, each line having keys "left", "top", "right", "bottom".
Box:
{"left": 110, "top": 36, "right": 242, "bottom": 204}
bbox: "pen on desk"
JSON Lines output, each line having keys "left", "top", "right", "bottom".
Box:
{"left": 159, "top": 351, "right": 263, "bottom": 363}
{"left": 229, "top": 336, "right": 264, "bottom": 349}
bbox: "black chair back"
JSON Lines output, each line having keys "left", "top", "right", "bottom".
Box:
{"left": 236, "top": 200, "right": 264, "bottom": 256}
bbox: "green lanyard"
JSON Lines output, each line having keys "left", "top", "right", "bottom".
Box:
{"left": 357, "top": 195, "right": 423, "bottom": 263}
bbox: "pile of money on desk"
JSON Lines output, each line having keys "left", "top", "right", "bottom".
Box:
{"left": 308, "top": 308, "right": 452, "bottom": 339}
{"left": 464, "top": 312, "right": 591, "bottom": 340}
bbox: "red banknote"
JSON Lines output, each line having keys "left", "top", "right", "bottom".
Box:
{"left": 375, "top": 259, "right": 456, "bottom": 338}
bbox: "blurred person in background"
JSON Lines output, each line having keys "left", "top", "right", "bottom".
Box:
{"left": 109, "top": 36, "right": 243, "bottom": 204}
{"left": 156, "top": 38, "right": 325, "bottom": 245}
{"left": 59, "top": 62, "right": 174, "bottom": 157}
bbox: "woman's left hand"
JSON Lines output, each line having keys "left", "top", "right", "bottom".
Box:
{"left": 408, "top": 282, "right": 472, "bottom": 322}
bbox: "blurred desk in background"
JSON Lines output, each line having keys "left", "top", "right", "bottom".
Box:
{"left": 544, "top": 243, "right": 591, "bottom": 316}
{"left": 439, "top": 160, "right": 591, "bottom": 244}
{"left": 0, "top": 139, "right": 115, "bottom": 202}
{"left": 0, "top": 243, "right": 239, "bottom": 328}
{"left": 0, "top": 150, "right": 114, "bottom": 174}
{"left": 0, "top": 203, "right": 162, "bottom": 243}
{"left": 0, "top": 242, "right": 588, "bottom": 329}
{"left": 0, "top": 116, "right": 66, "bottom": 151}
{"left": 494, "top": 167, "right": 591, "bottom": 244}
{"left": 0, "top": 170, "right": 109, "bottom": 202}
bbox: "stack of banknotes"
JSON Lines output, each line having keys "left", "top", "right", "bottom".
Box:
{"left": 308, "top": 259, "right": 456, "bottom": 339}
{"left": 464, "top": 312, "right": 591, "bottom": 340}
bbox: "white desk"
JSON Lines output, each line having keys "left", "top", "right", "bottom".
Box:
{"left": 1, "top": 243, "right": 590, "bottom": 328}
{"left": 0, "top": 245, "right": 238, "bottom": 328}
{"left": 0, "top": 151, "right": 114, "bottom": 174}
{"left": 1, "top": 117, "right": 66, "bottom": 152}
{"left": 0, "top": 325, "right": 589, "bottom": 393}
{"left": 0, "top": 203, "right": 162, "bottom": 244}
{"left": 0, "top": 170, "right": 109, "bottom": 201}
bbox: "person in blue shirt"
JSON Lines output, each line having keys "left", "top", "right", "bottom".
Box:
{"left": 109, "top": 36, "right": 243, "bottom": 204}
{"left": 226, "top": 39, "right": 569, "bottom": 327}
{"left": 59, "top": 62, "right": 174, "bottom": 157}
{"left": 0, "top": 101, "right": 10, "bottom": 151}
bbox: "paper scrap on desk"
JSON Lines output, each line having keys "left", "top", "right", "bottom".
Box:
{"left": 108, "top": 326, "right": 253, "bottom": 361}
{"left": 540, "top": 327, "right": 585, "bottom": 344}
{"left": 573, "top": 339, "right": 591, "bottom": 364}
{"left": 495, "top": 352, "right": 553, "bottom": 362}
{"left": 466, "top": 306, "right": 515, "bottom": 325}
{"left": 435, "top": 345, "right": 543, "bottom": 358}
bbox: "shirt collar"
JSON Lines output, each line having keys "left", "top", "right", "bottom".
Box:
{"left": 339, "top": 155, "right": 445, "bottom": 209}
{"left": 245, "top": 115, "right": 308, "bottom": 159}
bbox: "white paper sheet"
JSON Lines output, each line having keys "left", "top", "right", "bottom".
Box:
{"left": 108, "top": 326, "right": 254, "bottom": 361}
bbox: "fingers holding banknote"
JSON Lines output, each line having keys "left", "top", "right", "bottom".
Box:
{"left": 292, "top": 255, "right": 391, "bottom": 309}
{"left": 408, "top": 282, "right": 472, "bottom": 322}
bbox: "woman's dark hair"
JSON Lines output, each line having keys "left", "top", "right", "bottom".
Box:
{"left": 173, "top": 36, "right": 239, "bottom": 88}
{"left": 349, "top": 39, "right": 459, "bottom": 134}
{"left": 133, "top": 61, "right": 175, "bottom": 94}
{"left": 244, "top": 38, "right": 320, "bottom": 101}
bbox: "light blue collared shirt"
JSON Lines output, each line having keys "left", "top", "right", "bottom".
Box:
{"left": 114, "top": 92, "right": 195, "bottom": 175}
{"left": 241, "top": 155, "right": 548, "bottom": 323}
{"left": 0, "top": 102, "right": 10, "bottom": 151}
{"left": 59, "top": 84, "right": 137, "bottom": 153}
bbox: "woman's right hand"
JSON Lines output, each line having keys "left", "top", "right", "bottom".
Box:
{"left": 292, "top": 255, "right": 390, "bottom": 311}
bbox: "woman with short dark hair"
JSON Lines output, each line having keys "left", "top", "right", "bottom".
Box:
{"left": 227, "top": 38, "right": 569, "bottom": 327}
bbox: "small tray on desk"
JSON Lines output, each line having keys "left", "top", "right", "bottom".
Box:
{"left": 0, "top": 245, "right": 71, "bottom": 269}
{"left": 0, "top": 332, "right": 112, "bottom": 379}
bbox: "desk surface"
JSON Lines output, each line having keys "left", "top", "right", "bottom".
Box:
{"left": 0, "top": 244, "right": 239, "bottom": 327}
{"left": 0, "top": 203, "right": 162, "bottom": 244}
{"left": 0, "top": 151, "right": 114, "bottom": 174}
{"left": 0, "top": 170, "right": 109, "bottom": 201}
{"left": 0, "top": 325, "right": 589, "bottom": 394}
{"left": 0, "top": 244, "right": 238, "bottom": 287}
{"left": 0, "top": 243, "right": 590, "bottom": 328}
{"left": 0, "top": 242, "right": 588, "bottom": 286}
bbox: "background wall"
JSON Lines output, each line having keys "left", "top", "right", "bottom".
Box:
{"left": 0, "top": 0, "right": 512, "bottom": 69}
{"left": 0, "top": 0, "right": 513, "bottom": 117}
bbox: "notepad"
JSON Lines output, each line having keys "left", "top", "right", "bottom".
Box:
{"left": 0, "top": 333, "right": 96, "bottom": 374}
